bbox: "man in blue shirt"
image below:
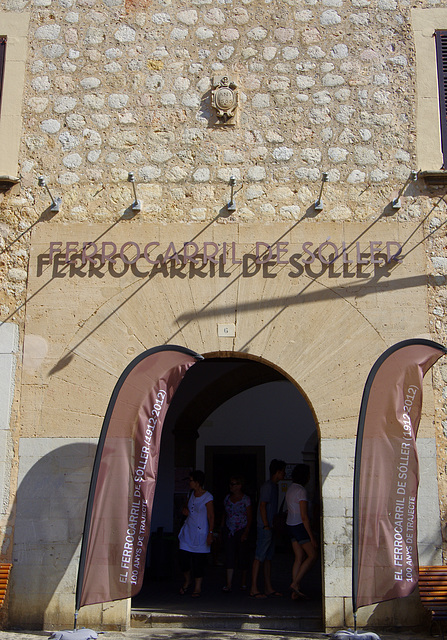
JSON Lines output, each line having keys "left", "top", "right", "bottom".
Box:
{"left": 250, "top": 459, "right": 286, "bottom": 598}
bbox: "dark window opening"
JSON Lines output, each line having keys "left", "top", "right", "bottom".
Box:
{"left": 435, "top": 30, "right": 447, "bottom": 168}
{"left": 0, "top": 38, "right": 6, "bottom": 116}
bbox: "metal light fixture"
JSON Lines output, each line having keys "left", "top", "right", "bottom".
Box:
{"left": 227, "top": 175, "right": 237, "bottom": 212}
{"left": 127, "top": 172, "right": 141, "bottom": 213}
{"left": 314, "top": 172, "right": 329, "bottom": 211}
{"left": 38, "top": 176, "right": 61, "bottom": 212}
{"left": 392, "top": 170, "right": 418, "bottom": 210}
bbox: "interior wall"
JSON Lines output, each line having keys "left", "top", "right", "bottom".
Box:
{"left": 151, "top": 426, "right": 175, "bottom": 532}
{"left": 151, "top": 378, "right": 318, "bottom": 531}
{"left": 196, "top": 380, "right": 317, "bottom": 473}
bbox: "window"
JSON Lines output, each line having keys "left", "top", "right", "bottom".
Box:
{"left": 0, "top": 38, "right": 6, "bottom": 116}
{"left": 411, "top": 9, "right": 447, "bottom": 173}
{"left": 0, "top": 14, "right": 29, "bottom": 179}
{"left": 435, "top": 31, "right": 447, "bottom": 168}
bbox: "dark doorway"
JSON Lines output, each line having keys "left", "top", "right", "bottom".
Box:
{"left": 205, "top": 445, "right": 265, "bottom": 527}
{"left": 132, "top": 354, "right": 322, "bottom": 629}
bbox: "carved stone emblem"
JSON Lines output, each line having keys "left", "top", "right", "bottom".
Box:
{"left": 211, "top": 76, "right": 238, "bottom": 124}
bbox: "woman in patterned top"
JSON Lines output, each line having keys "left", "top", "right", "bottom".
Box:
{"left": 221, "top": 474, "right": 252, "bottom": 592}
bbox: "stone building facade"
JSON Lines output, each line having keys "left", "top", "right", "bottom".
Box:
{"left": 0, "top": 0, "right": 447, "bottom": 631}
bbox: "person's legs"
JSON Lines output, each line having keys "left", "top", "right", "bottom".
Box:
{"left": 193, "top": 576, "right": 203, "bottom": 595}
{"left": 178, "top": 550, "right": 191, "bottom": 594}
{"left": 251, "top": 528, "right": 270, "bottom": 597}
{"left": 241, "top": 569, "right": 248, "bottom": 590}
{"left": 293, "top": 541, "right": 318, "bottom": 595}
{"left": 237, "top": 531, "right": 250, "bottom": 589}
{"left": 224, "top": 529, "right": 236, "bottom": 590}
{"left": 225, "top": 568, "right": 234, "bottom": 590}
{"left": 250, "top": 557, "right": 262, "bottom": 596}
{"left": 290, "top": 539, "right": 304, "bottom": 591}
{"left": 263, "top": 533, "right": 281, "bottom": 596}
{"left": 191, "top": 552, "right": 208, "bottom": 596}
{"left": 263, "top": 558, "right": 273, "bottom": 594}
{"left": 181, "top": 571, "right": 191, "bottom": 593}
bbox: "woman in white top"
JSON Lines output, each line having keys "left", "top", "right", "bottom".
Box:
{"left": 178, "top": 470, "right": 214, "bottom": 597}
{"left": 285, "top": 463, "right": 317, "bottom": 600}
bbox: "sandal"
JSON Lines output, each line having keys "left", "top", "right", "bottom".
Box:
{"left": 191, "top": 591, "right": 201, "bottom": 597}
{"left": 179, "top": 585, "right": 189, "bottom": 595}
{"left": 249, "top": 592, "right": 266, "bottom": 599}
{"left": 291, "top": 587, "right": 309, "bottom": 600}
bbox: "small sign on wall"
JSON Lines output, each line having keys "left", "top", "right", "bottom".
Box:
{"left": 218, "top": 323, "right": 236, "bottom": 337}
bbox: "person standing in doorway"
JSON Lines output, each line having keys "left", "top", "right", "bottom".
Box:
{"left": 178, "top": 470, "right": 214, "bottom": 597}
{"left": 286, "top": 463, "right": 318, "bottom": 600}
{"left": 221, "top": 474, "right": 252, "bottom": 592}
{"left": 250, "top": 459, "right": 286, "bottom": 598}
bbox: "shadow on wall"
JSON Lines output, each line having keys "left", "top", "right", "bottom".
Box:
{"left": 320, "top": 460, "right": 334, "bottom": 485}
{"left": 365, "top": 591, "right": 429, "bottom": 629}
{"left": 8, "top": 441, "right": 97, "bottom": 629}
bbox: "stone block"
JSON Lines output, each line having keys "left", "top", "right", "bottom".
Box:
{"left": 322, "top": 516, "right": 352, "bottom": 545}
{"left": 321, "top": 438, "right": 355, "bottom": 462}
{"left": 0, "top": 439, "right": 11, "bottom": 515}
{"left": 323, "top": 541, "right": 352, "bottom": 569}
{"left": 419, "top": 542, "right": 442, "bottom": 566}
{"left": 0, "top": 354, "right": 17, "bottom": 431}
{"left": 325, "top": 565, "right": 351, "bottom": 597}
{"left": 325, "top": 596, "right": 347, "bottom": 630}
{"left": 0, "top": 322, "right": 18, "bottom": 354}
{"left": 321, "top": 479, "right": 353, "bottom": 499}
{"left": 321, "top": 496, "right": 352, "bottom": 518}
{"left": 345, "top": 601, "right": 385, "bottom": 627}
{"left": 345, "top": 592, "right": 427, "bottom": 628}
{"left": 76, "top": 603, "right": 105, "bottom": 630}
{"left": 77, "top": 599, "right": 130, "bottom": 630}
{"left": 10, "top": 438, "right": 98, "bottom": 628}
{"left": 44, "top": 592, "right": 78, "bottom": 629}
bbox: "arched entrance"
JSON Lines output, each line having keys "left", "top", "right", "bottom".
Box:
{"left": 132, "top": 353, "right": 323, "bottom": 629}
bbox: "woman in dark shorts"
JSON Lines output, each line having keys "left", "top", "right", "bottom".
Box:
{"left": 285, "top": 464, "right": 318, "bottom": 600}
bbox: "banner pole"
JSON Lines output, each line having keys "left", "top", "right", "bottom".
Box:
{"left": 352, "top": 363, "right": 369, "bottom": 620}
{"left": 75, "top": 398, "right": 111, "bottom": 613}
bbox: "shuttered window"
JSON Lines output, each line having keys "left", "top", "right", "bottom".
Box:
{"left": 0, "top": 38, "right": 5, "bottom": 116}
{"left": 435, "top": 30, "right": 447, "bottom": 168}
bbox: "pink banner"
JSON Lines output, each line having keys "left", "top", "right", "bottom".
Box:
{"left": 77, "top": 346, "right": 200, "bottom": 608}
{"left": 354, "top": 339, "right": 446, "bottom": 610}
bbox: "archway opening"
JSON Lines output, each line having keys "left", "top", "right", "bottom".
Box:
{"left": 132, "top": 354, "right": 322, "bottom": 628}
